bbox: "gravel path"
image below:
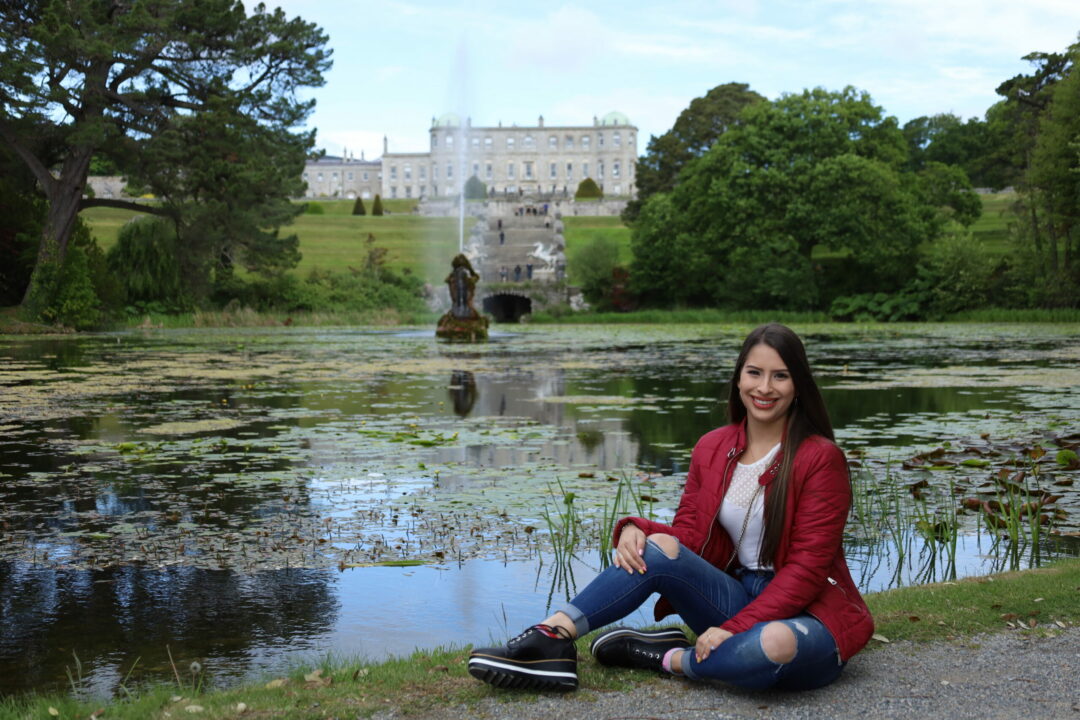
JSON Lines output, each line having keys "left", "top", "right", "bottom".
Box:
{"left": 377, "top": 629, "right": 1080, "bottom": 720}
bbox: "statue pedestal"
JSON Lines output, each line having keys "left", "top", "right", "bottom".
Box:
{"left": 435, "top": 312, "right": 489, "bottom": 342}
{"left": 436, "top": 253, "right": 489, "bottom": 342}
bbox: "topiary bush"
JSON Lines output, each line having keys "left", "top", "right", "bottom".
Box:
{"left": 575, "top": 177, "right": 603, "bottom": 200}
{"left": 464, "top": 175, "right": 487, "bottom": 200}
{"left": 371, "top": 194, "right": 384, "bottom": 216}
{"left": 352, "top": 197, "right": 366, "bottom": 215}
{"left": 305, "top": 202, "right": 325, "bottom": 215}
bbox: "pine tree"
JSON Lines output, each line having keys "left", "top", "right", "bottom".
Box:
{"left": 372, "top": 194, "right": 384, "bottom": 216}
{"left": 352, "top": 196, "right": 366, "bottom": 215}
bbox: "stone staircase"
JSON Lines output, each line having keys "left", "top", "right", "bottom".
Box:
{"left": 463, "top": 203, "right": 567, "bottom": 284}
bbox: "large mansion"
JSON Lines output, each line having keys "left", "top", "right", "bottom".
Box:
{"left": 300, "top": 111, "right": 638, "bottom": 201}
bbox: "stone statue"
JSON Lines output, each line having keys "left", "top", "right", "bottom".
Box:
{"left": 436, "top": 254, "right": 489, "bottom": 341}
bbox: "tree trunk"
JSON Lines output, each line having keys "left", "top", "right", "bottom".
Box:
{"left": 20, "top": 146, "right": 94, "bottom": 307}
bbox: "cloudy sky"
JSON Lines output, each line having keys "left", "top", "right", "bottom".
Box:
{"left": 263, "top": 0, "right": 1080, "bottom": 159}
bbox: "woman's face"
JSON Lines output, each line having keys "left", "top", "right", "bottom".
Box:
{"left": 737, "top": 343, "right": 796, "bottom": 430}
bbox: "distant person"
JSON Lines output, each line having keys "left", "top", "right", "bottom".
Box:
{"left": 513, "top": 265, "right": 522, "bottom": 281}
{"left": 468, "top": 324, "right": 873, "bottom": 692}
{"left": 499, "top": 231, "right": 505, "bottom": 245}
{"left": 526, "top": 263, "right": 533, "bottom": 279}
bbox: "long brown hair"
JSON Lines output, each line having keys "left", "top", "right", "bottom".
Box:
{"left": 727, "top": 323, "right": 836, "bottom": 565}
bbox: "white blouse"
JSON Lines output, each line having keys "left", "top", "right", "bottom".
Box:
{"left": 718, "top": 442, "right": 781, "bottom": 571}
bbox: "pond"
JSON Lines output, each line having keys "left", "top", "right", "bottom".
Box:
{"left": 1, "top": 323, "right": 1078, "bottom": 697}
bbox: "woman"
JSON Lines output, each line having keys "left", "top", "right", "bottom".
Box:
{"left": 468, "top": 323, "right": 873, "bottom": 691}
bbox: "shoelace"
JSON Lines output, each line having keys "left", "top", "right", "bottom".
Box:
{"left": 509, "top": 624, "right": 573, "bottom": 645}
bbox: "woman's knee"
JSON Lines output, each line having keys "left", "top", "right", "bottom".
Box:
{"left": 646, "top": 533, "right": 680, "bottom": 559}
{"left": 761, "top": 622, "right": 797, "bottom": 664}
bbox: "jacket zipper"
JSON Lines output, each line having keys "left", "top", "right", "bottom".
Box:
{"left": 700, "top": 446, "right": 740, "bottom": 568}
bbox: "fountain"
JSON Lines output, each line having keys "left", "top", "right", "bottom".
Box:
{"left": 435, "top": 253, "right": 489, "bottom": 341}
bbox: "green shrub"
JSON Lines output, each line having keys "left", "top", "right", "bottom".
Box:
{"left": 372, "top": 194, "right": 384, "bottom": 216}
{"left": 26, "top": 242, "right": 104, "bottom": 329}
{"left": 829, "top": 292, "right": 923, "bottom": 322}
{"left": 352, "top": 197, "right": 366, "bottom": 215}
{"left": 464, "top": 175, "right": 487, "bottom": 200}
{"left": 572, "top": 236, "right": 620, "bottom": 307}
{"left": 575, "top": 177, "right": 602, "bottom": 200}
{"left": 305, "top": 202, "right": 325, "bottom": 215}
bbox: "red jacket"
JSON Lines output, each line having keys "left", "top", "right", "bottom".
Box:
{"left": 614, "top": 422, "right": 874, "bottom": 662}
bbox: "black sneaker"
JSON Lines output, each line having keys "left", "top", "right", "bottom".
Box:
{"left": 589, "top": 626, "right": 690, "bottom": 672}
{"left": 468, "top": 624, "right": 578, "bottom": 691}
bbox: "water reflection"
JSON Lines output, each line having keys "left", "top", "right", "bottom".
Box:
{"left": 448, "top": 370, "right": 477, "bottom": 417}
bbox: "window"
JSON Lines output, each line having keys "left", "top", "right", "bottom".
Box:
{"left": 583, "top": 162, "right": 589, "bottom": 178}
{"left": 471, "top": 137, "right": 479, "bottom": 149}
{"left": 331, "top": 172, "right": 338, "bottom": 178}
{"left": 446, "top": 163, "right": 453, "bottom": 179}
{"left": 598, "top": 162, "right": 604, "bottom": 178}
{"left": 507, "top": 162, "right": 515, "bottom": 179}
{"left": 566, "top": 162, "right": 573, "bottom": 180}
{"left": 390, "top": 166, "right": 397, "bottom": 180}
{"left": 613, "top": 161, "right": 620, "bottom": 178}
{"left": 302, "top": 172, "right": 308, "bottom": 180}
{"left": 613, "top": 132, "right": 622, "bottom": 147}
{"left": 565, "top": 135, "right": 574, "bottom": 149}
{"left": 317, "top": 172, "right": 323, "bottom": 181}
{"left": 419, "top": 166, "right": 426, "bottom": 180}
{"left": 404, "top": 164, "right": 411, "bottom": 181}
{"left": 506, "top": 137, "right": 515, "bottom": 150}
{"left": 472, "top": 162, "right": 479, "bottom": 177}
{"left": 549, "top": 135, "right": 557, "bottom": 149}
{"left": 550, "top": 162, "right": 557, "bottom": 179}
{"left": 446, "top": 134, "right": 454, "bottom": 148}
{"left": 432, "top": 164, "right": 438, "bottom": 180}
{"left": 484, "top": 136, "right": 492, "bottom": 150}
{"left": 391, "top": 186, "right": 397, "bottom": 198}
{"left": 524, "top": 135, "right": 534, "bottom": 148}
{"left": 362, "top": 171, "right": 369, "bottom": 180}
{"left": 582, "top": 135, "right": 591, "bottom": 149}
{"left": 524, "top": 161, "right": 533, "bottom": 179}
{"left": 485, "top": 163, "right": 492, "bottom": 179}
{"left": 598, "top": 132, "right": 604, "bottom": 147}
{"left": 431, "top": 135, "right": 438, "bottom": 149}
{"left": 347, "top": 171, "right": 354, "bottom": 181}
{"left": 405, "top": 186, "right": 412, "bottom": 198}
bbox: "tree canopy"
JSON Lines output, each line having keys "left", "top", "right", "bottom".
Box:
{"left": 0, "top": 0, "right": 331, "bottom": 317}
{"left": 622, "top": 82, "right": 764, "bottom": 222}
{"left": 631, "top": 87, "right": 947, "bottom": 309}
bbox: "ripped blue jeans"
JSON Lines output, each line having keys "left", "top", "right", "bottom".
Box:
{"left": 559, "top": 537, "right": 844, "bottom": 690}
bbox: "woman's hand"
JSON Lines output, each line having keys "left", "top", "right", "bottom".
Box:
{"left": 612, "top": 523, "right": 647, "bottom": 574}
{"left": 694, "top": 626, "right": 733, "bottom": 662}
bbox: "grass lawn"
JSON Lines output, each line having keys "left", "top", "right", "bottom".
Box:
{"left": 82, "top": 199, "right": 467, "bottom": 286}
{"left": 79, "top": 192, "right": 1022, "bottom": 291}
{"left": 969, "top": 190, "right": 1017, "bottom": 256}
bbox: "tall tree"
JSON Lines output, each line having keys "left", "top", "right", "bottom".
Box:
{"left": 1027, "top": 43, "right": 1080, "bottom": 286}
{"left": 0, "top": 0, "right": 331, "bottom": 316}
{"left": 994, "top": 46, "right": 1075, "bottom": 289}
{"left": 631, "top": 87, "right": 934, "bottom": 309}
{"left": 622, "top": 82, "right": 764, "bottom": 222}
